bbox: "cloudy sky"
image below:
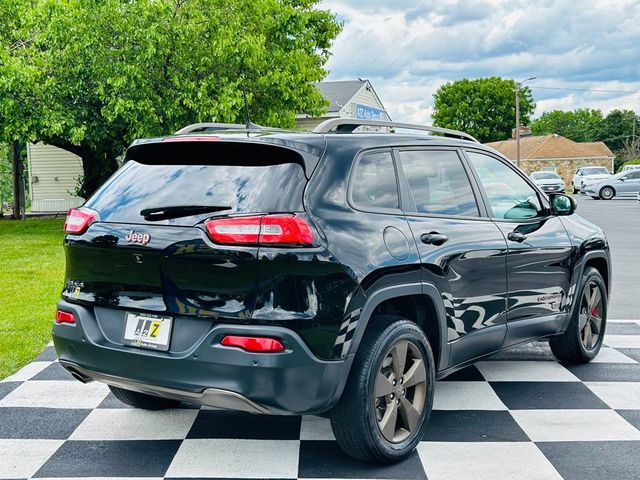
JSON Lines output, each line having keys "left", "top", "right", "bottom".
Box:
{"left": 321, "top": 0, "right": 640, "bottom": 123}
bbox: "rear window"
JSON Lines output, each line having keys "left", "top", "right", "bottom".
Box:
{"left": 86, "top": 159, "right": 307, "bottom": 225}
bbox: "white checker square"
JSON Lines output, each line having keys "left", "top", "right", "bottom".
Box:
{"left": 0, "top": 380, "right": 109, "bottom": 409}
{"left": 476, "top": 361, "right": 580, "bottom": 382}
{"left": 0, "top": 361, "right": 51, "bottom": 382}
{"left": 0, "top": 439, "right": 63, "bottom": 479}
{"left": 510, "top": 409, "right": 640, "bottom": 441}
{"left": 418, "top": 442, "right": 562, "bottom": 480}
{"left": 300, "top": 415, "right": 335, "bottom": 440}
{"left": 70, "top": 408, "right": 199, "bottom": 440}
{"left": 166, "top": 439, "right": 300, "bottom": 478}
{"left": 604, "top": 335, "right": 640, "bottom": 349}
{"left": 433, "top": 381, "right": 507, "bottom": 410}
{"left": 591, "top": 347, "right": 638, "bottom": 363}
{"left": 586, "top": 382, "right": 640, "bottom": 409}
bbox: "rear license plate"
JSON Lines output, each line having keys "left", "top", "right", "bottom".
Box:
{"left": 123, "top": 312, "right": 173, "bottom": 351}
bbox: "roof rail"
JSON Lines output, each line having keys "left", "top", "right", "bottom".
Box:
{"left": 312, "top": 118, "right": 479, "bottom": 143}
{"left": 175, "top": 122, "right": 264, "bottom": 135}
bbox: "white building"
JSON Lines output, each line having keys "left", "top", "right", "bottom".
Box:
{"left": 26, "top": 143, "right": 84, "bottom": 213}
{"left": 297, "top": 79, "right": 391, "bottom": 130}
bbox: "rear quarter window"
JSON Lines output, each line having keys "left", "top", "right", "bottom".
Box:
{"left": 349, "top": 151, "right": 400, "bottom": 211}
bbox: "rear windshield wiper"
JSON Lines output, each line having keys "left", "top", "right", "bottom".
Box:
{"left": 140, "top": 205, "right": 231, "bottom": 221}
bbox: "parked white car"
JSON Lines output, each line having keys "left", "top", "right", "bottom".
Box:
{"left": 571, "top": 166, "right": 612, "bottom": 194}
{"left": 530, "top": 171, "right": 566, "bottom": 194}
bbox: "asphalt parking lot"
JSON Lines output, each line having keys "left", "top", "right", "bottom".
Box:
{"left": 573, "top": 195, "right": 639, "bottom": 319}
{"left": 0, "top": 198, "right": 638, "bottom": 480}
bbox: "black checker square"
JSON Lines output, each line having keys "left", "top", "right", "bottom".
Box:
{"left": 490, "top": 381, "right": 609, "bottom": 410}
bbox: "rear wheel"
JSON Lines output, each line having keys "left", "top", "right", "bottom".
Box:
{"left": 330, "top": 316, "right": 435, "bottom": 463}
{"left": 108, "top": 385, "right": 181, "bottom": 410}
{"left": 599, "top": 186, "right": 615, "bottom": 200}
{"left": 549, "top": 267, "right": 607, "bottom": 364}
{"left": 572, "top": 185, "right": 579, "bottom": 194}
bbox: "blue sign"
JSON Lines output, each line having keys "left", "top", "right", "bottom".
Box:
{"left": 356, "top": 104, "right": 386, "bottom": 121}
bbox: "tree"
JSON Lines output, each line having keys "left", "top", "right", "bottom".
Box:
{"left": 531, "top": 108, "right": 603, "bottom": 142}
{"left": 432, "top": 77, "right": 535, "bottom": 143}
{"left": 596, "top": 109, "right": 638, "bottom": 152}
{"left": 0, "top": 0, "right": 341, "bottom": 197}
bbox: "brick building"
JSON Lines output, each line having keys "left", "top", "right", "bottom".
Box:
{"left": 486, "top": 134, "right": 615, "bottom": 186}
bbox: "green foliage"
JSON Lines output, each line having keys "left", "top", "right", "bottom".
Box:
{"left": 0, "top": 0, "right": 341, "bottom": 196}
{"left": 0, "top": 219, "right": 65, "bottom": 378}
{"left": 531, "top": 109, "right": 604, "bottom": 142}
{"left": 432, "top": 77, "right": 535, "bottom": 143}
{"left": 595, "top": 109, "right": 638, "bottom": 152}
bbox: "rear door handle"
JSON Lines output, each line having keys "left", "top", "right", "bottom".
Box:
{"left": 420, "top": 232, "right": 449, "bottom": 246}
{"left": 507, "top": 232, "right": 527, "bottom": 243}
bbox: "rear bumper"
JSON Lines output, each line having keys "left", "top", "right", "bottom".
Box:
{"left": 53, "top": 300, "right": 352, "bottom": 415}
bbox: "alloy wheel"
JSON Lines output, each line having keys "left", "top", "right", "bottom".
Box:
{"left": 579, "top": 281, "right": 604, "bottom": 351}
{"left": 600, "top": 187, "right": 614, "bottom": 200}
{"left": 374, "top": 340, "right": 427, "bottom": 443}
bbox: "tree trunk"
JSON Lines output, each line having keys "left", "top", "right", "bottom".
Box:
{"left": 11, "top": 141, "right": 25, "bottom": 220}
{"left": 79, "top": 152, "right": 119, "bottom": 198}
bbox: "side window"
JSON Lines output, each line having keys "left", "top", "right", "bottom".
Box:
{"left": 397, "top": 150, "right": 479, "bottom": 217}
{"left": 466, "top": 151, "right": 543, "bottom": 220}
{"left": 351, "top": 151, "right": 399, "bottom": 210}
{"left": 627, "top": 172, "right": 640, "bottom": 180}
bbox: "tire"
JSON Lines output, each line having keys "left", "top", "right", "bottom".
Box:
{"left": 549, "top": 267, "right": 607, "bottom": 364}
{"left": 108, "top": 385, "right": 181, "bottom": 410}
{"left": 591, "top": 196, "right": 600, "bottom": 200}
{"left": 599, "top": 186, "right": 615, "bottom": 200}
{"left": 330, "top": 316, "right": 435, "bottom": 463}
{"left": 572, "top": 186, "right": 578, "bottom": 194}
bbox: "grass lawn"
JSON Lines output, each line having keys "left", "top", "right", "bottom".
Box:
{"left": 0, "top": 218, "right": 65, "bottom": 378}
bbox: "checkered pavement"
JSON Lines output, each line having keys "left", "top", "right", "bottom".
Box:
{"left": 1, "top": 320, "right": 639, "bottom": 480}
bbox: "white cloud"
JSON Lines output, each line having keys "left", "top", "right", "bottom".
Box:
{"left": 321, "top": 0, "right": 640, "bottom": 122}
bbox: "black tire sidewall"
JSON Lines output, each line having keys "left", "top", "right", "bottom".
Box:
{"left": 363, "top": 321, "right": 435, "bottom": 460}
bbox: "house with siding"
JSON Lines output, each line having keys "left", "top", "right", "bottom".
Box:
{"left": 486, "top": 134, "right": 615, "bottom": 186}
{"left": 296, "top": 79, "right": 390, "bottom": 130}
{"left": 27, "top": 143, "right": 84, "bottom": 213}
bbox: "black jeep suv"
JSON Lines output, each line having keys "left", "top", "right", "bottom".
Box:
{"left": 54, "top": 119, "right": 611, "bottom": 463}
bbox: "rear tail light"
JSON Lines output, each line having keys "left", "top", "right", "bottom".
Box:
{"left": 55, "top": 309, "right": 76, "bottom": 325}
{"left": 205, "top": 215, "right": 313, "bottom": 246}
{"left": 64, "top": 208, "right": 97, "bottom": 234}
{"left": 220, "top": 335, "right": 285, "bottom": 353}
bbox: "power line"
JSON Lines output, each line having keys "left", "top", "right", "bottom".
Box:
{"left": 531, "top": 86, "right": 640, "bottom": 95}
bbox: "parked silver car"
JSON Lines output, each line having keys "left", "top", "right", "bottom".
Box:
{"left": 582, "top": 170, "right": 640, "bottom": 200}
{"left": 530, "top": 171, "right": 566, "bottom": 194}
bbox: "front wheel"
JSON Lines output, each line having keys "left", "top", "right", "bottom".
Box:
{"left": 549, "top": 267, "right": 607, "bottom": 364}
{"left": 330, "top": 316, "right": 435, "bottom": 463}
{"left": 600, "top": 186, "right": 615, "bottom": 200}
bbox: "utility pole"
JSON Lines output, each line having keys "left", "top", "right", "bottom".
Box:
{"left": 515, "top": 77, "right": 536, "bottom": 169}
{"left": 11, "top": 141, "right": 25, "bottom": 220}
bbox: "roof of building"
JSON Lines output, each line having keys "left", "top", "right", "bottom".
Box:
{"left": 486, "top": 134, "right": 615, "bottom": 160}
{"left": 315, "top": 80, "right": 367, "bottom": 113}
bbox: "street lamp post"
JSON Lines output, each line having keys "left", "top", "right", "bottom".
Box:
{"left": 515, "top": 76, "right": 536, "bottom": 169}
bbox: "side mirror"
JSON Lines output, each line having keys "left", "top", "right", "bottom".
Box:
{"left": 620, "top": 177, "right": 626, "bottom": 182}
{"left": 549, "top": 193, "right": 576, "bottom": 216}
